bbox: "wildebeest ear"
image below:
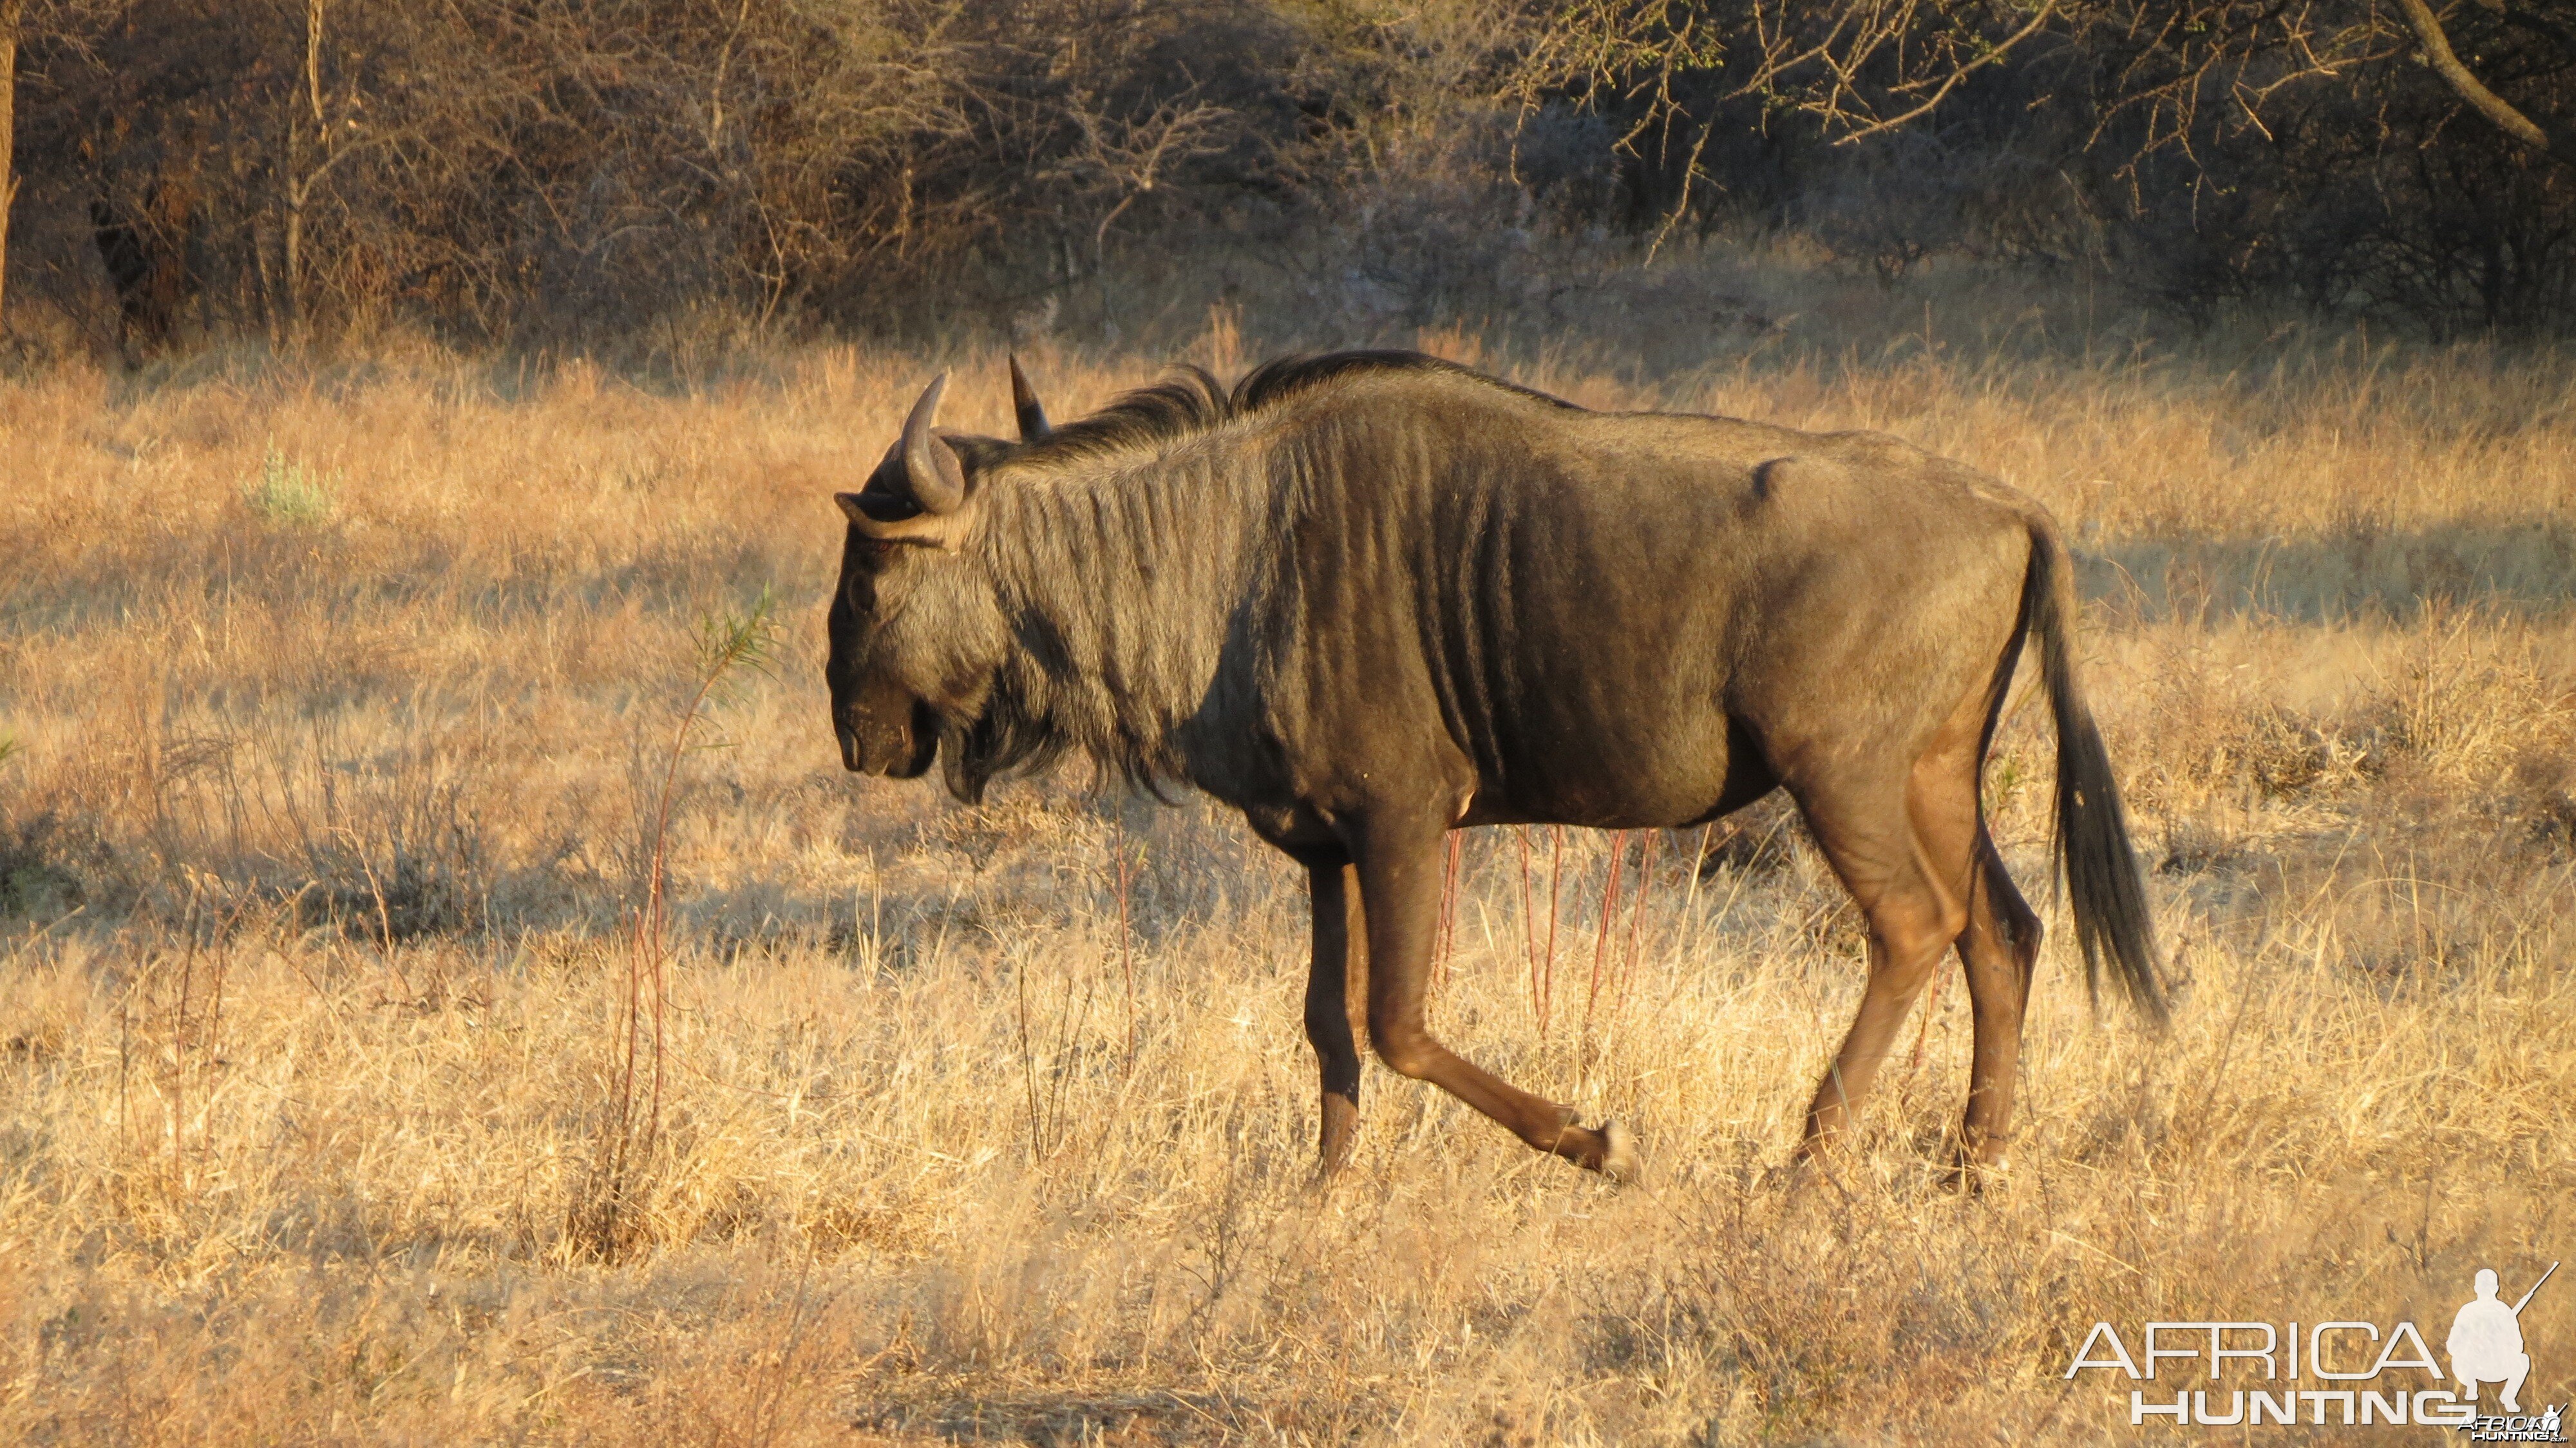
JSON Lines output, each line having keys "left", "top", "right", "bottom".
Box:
{"left": 838, "top": 486, "right": 967, "bottom": 549}
{"left": 1009, "top": 354, "right": 1051, "bottom": 441}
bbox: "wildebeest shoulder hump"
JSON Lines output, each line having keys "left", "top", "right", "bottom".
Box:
{"left": 1821, "top": 428, "right": 1931, "bottom": 466}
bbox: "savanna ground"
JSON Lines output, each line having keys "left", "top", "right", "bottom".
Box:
{"left": 3, "top": 260, "right": 2573, "bottom": 1444}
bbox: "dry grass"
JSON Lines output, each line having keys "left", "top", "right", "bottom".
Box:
{"left": 3, "top": 284, "right": 2573, "bottom": 1444}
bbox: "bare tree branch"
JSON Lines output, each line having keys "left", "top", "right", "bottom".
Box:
{"left": 1830, "top": 1, "right": 2063, "bottom": 143}
{"left": 2395, "top": 0, "right": 2576, "bottom": 163}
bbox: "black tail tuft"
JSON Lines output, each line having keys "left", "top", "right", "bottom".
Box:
{"left": 2025, "top": 524, "right": 2169, "bottom": 1027}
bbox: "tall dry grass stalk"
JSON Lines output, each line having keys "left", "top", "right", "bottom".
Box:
{"left": 0, "top": 293, "right": 2571, "bottom": 1442}
{"left": 569, "top": 589, "right": 779, "bottom": 1263}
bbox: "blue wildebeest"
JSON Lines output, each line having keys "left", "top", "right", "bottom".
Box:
{"left": 825, "top": 352, "right": 2163, "bottom": 1182}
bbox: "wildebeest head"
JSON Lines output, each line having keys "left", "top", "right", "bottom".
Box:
{"left": 826, "top": 366, "right": 1048, "bottom": 780}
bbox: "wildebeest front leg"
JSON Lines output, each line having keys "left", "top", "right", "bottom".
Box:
{"left": 1302, "top": 855, "right": 1368, "bottom": 1177}
{"left": 1353, "top": 816, "right": 1636, "bottom": 1177}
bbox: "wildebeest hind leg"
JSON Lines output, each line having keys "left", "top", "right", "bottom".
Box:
{"left": 1301, "top": 856, "right": 1369, "bottom": 1178}
{"left": 1898, "top": 692, "right": 2043, "bottom": 1182}
{"left": 1795, "top": 779, "right": 1971, "bottom": 1159}
{"left": 1353, "top": 816, "right": 1634, "bottom": 1177}
{"left": 1955, "top": 823, "right": 2041, "bottom": 1179}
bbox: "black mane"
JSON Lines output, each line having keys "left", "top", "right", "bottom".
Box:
{"left": 1012, "top": 350, "right": 1578, "bottom": 466}
{"left": 1015, "top": 367, "right": 1231, "bottom": 462}
{"left": 1236, "top": 350, "right": 1579, "bottom": 415}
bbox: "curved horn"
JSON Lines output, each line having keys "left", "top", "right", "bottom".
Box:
{"left": 900, "top": 372, "right": 967, "bottom": 514}
{"left": 1009, "top": 354, "right": 1052, "bottom": 441}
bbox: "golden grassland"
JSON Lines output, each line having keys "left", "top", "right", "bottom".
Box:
{"left": 2, "top": 285, "right": 2574, "bottom": 1443}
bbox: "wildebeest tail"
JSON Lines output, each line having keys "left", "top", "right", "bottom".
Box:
{"left": 2022, "top": 517, "right": 2169, "bottom": 1026}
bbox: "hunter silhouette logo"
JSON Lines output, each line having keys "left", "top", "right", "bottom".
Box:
{"left": 2064, "top": 1259, "right": 2563, "bottom": 1435}
{"left": 2453, "top": 1264, "right": 2562, "bottom": 1443}
{"left": 2453, "top": 1264, "right": 2552, "bottom": 1412}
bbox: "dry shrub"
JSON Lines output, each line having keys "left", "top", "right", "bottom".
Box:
{"left": 2375, "top": 612, "right": 2575, "bottom": 785}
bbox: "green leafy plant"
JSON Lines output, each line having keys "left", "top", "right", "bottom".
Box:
{"left": 240, "top": 448, "right": 338, "bottom": 526}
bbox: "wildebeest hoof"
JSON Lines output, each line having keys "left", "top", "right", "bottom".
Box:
{"left": 1596, "top": 1120, "right": 1640, "bottom": 1184}
{"left": 1777, "top": 1147, "right": 1853, "bottom": 1205}
{"left": 1944, "top": 1145, "right": 2009, "bottom": 1194}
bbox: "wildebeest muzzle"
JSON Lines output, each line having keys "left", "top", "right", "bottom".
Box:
{"left": 835, "top": 687, "right": 939, "bottom": 778}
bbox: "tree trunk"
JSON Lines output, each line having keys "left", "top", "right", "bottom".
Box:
{"left": 282, "top": 128, "right": 303, "bottom": 342}
{"left": 1, "top": 1, "right": 23, "bottom": 335}
{"left": 281, "top": 0, "right": 326, "bottom": 346}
